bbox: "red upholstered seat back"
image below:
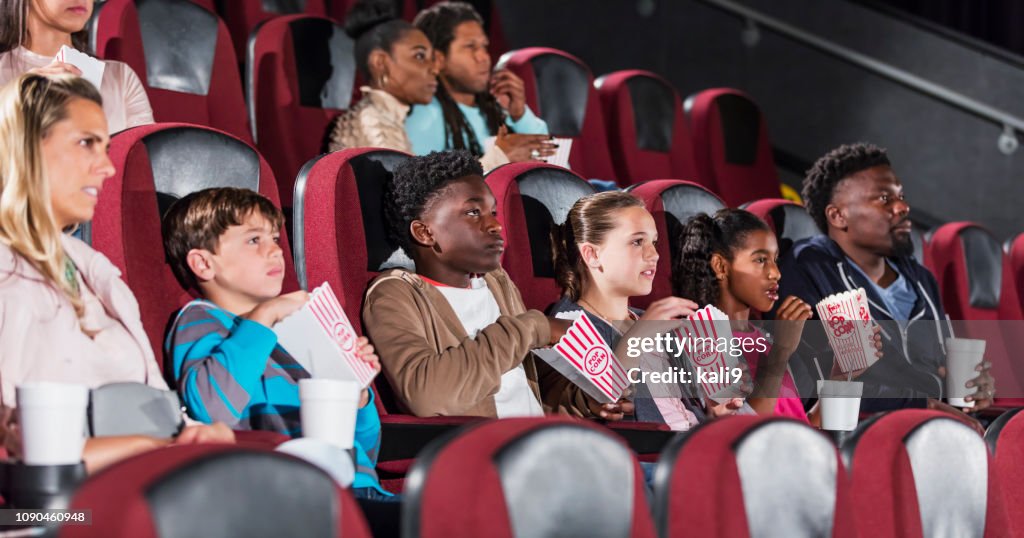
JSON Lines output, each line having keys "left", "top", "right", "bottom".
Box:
{"left": 61, "top": 445, "right": 369, "bottom": 538}
{"left": 403, "top": 417, "right": 655, "bottom": 538}
{"left": 627, "top": 179, "right": 725, "bottom": 309}
{"left": 654, "top": 415, "right": 856, "bottom": 538}
{"left": 247, "top": 14, "right": 354, "bottom": 206}
{"left": 292, "top": 147, "right": 412, "bottom": 333}
{"left": 496, "top": 48, "right": 618, "bottom": 184}
{"left": 92, "top": 123, "right": 298, "bottom": 382}
{"left": 924, "top": 223, "right": 1024, "bottom": 404}
{"left": 1003, "top": 233, "right": 1024, "bottom": 319}
{"left": 595, "top": 70, "right": 701, "bottom": 187}
{"left": 485, "top": 162, "right": 595, "bottom": 312}
{"left": 292, "top": 147, "right": 411, "bottom": 416}
{"left": 742, "top": 198, "right": 821, "bottom": 259}
{"left": 216, "top": 0, "right": 327, "bottom": 62}
{"left": 91, "top": 0, "right": 251, "bottom": 142}
{"left": 985, "top": 408, "right": 1024, "bottom": 537}
{"left": 844, "top": 410, "right": 1009, "bottom": 538}
{"left": 685, "top": 88, "right": 780, "bottom": 206}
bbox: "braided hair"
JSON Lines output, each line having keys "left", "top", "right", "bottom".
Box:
{"left": 414, "top": 1, "right": 507, "bottom": 156}
{"left": 672, "top": 209, "right": 771, "bottom": 306}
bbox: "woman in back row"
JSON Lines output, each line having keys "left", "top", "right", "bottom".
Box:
{"left": 0, "top": 0, "right": 152, "bottom": 133}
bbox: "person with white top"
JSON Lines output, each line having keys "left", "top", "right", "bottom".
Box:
{"left": 0, "top": 0, "right": 153, "bottom": 134}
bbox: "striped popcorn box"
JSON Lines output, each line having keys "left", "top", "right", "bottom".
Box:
{"left": 273, "top": 282, "right": 378, "bottom": 388}
{"left": 533, "top": 314, "right": 630, "bottom": 403}
{"left": 816, "top": 289, "right": 877, "bottom": 373}
{"left": 678, "top": 305, "right": 742, "bottom": 403}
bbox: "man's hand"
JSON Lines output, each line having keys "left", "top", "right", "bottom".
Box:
{"left": 489, "top": 69, "right": 527, "bottom": 120}
{"left": 927, "top": 398, "right": 984, "bottom": 435}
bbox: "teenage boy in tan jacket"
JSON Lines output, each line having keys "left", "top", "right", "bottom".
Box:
{"left": 363, "top": 150, "right": 633, "bottom": 419}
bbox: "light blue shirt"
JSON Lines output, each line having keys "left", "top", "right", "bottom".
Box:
{"left": 405, "top": 97, "right": 548, "bottom": 156}
{"left": 847, "top": 258, "right": 918, "bottom": 323}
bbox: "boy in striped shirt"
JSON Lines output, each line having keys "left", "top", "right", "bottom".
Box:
{"left": 161, "top": 187, "right": 392, "bottom": 500}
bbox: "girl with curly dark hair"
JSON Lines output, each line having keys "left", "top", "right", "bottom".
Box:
{"left": 672, "top": 208, "right": 817, "bottom": 422}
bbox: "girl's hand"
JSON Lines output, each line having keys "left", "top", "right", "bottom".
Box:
{"left": 639, "top": 296, "right": 699, "bottom": 322}
{"left": 771, "top": 296, "right": 812, "bottom": 355}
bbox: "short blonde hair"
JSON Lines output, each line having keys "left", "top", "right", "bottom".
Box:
{"left": 0, "top": 73, "right": 103, "bottom": 315}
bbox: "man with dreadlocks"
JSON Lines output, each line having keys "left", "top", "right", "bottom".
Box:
{"left": 406, "top": 1, "right": 555, "bottom": 171}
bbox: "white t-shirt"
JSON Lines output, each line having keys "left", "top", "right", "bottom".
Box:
{"left": 434, "top": 277, "right": 544, "bottom": 418}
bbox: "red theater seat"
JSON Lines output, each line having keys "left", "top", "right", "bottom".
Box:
{"left": 654, "top": 416, "right": 856, "bottom": 538}
{"left": 841, "top": 410, "right": 1009, "bottom": 538}
{"left": 495, "top": 48, "right": 618, "bottom": 184}
{"left": 743, "top": 198, "right": 820, "bottom": 259}
{"left": 402, "top": 417, "right": 655, "bottom": 538}
{"left": 685, "top": 88, "right": 781, "bottom": 206}
{"left": 292, "top": 147, "right": 416, "bottom": 417}
{"left": 926, "top": 222, "right": 1020, "bottom": 320}
{"left": 247, "top": 14, "right": 355, "bottom": 206}
{"left": 292, "top": 148, "right": 411, "bottom": 334}
{"left": 626, "top": 180, "right": 725, "bottom": 309}
{"left": 90, "top": 0, "right": 251, "bottom": 142}
{"left": 90, "top": 123, "right": 298, "bottom": 381}
{"left": 485, "top": 162, "right": 595, "bottom": 311}
{"left": 984, "top": 407, "right": 1024, "bottom": 537}
{"left": 216, "top": 0, "right": 327, "bottom": 62}
{"left": 61, "top": 445, "right": 370, "bottom": 538}
{"left": 1005, "top": 233, "right": 1024, "bottom": 317}
{"left": 594, "top": 70, "right": 701, "bottom": 187}
{"left": 926, "top": 222, "right": 1024, "bottom": 405}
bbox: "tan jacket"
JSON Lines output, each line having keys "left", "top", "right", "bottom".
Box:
{"left": 328, "top": 86, "right": 412, "bottom": 153}
{"left": 362, "top": 268, "right": 591, "bottom": 417}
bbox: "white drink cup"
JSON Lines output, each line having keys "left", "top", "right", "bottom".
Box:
{"left": 817, "top": 380, "right": 863, "bottom": 431}
{"left": 945, "top": 338, "right": 986, "bottom": 408}
{"left": 16, "top": 383, "right": 89, "bottom": 465}
{"left": 299, "top": 379, "right": 361, "bottom": 449}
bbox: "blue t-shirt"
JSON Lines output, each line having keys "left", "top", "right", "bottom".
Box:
{"left": 405, "top": 97, "right": 548, "bottom": 155}
{"left": 847, "top": 258, "right": 918, "bottom": 324}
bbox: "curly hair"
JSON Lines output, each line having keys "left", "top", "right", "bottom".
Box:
{"left": 672, "top": 209, "right": 770, "bottom": 307}
{"left": 385, "top": 150, "right": 484, "bottom": 257}
{"left": 803, "top": 143, "right": 891, "bottom": 233}
{"left": 550, "top": 191, "right": 645, "bottom": 302}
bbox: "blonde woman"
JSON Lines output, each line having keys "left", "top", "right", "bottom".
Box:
{"left": 0, "top": 73, "right": 231, "bottom": 471}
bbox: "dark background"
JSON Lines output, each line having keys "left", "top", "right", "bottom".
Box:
{"left": 495, "top": 0, "right": 1024, "bottom": 239}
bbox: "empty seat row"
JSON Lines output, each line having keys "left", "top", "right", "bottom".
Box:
{"left": 61, "top": 408, "right": 1024, "bottom": 537}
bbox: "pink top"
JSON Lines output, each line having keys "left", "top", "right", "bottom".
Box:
{"left": 735, "top": 328, "right": 809, "bottom": 423}
{"left": 0, "top": 46, "right": 153, "bottom": 134}
{"left": 0, "top": 234, "right": 167, "bottom": 407}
